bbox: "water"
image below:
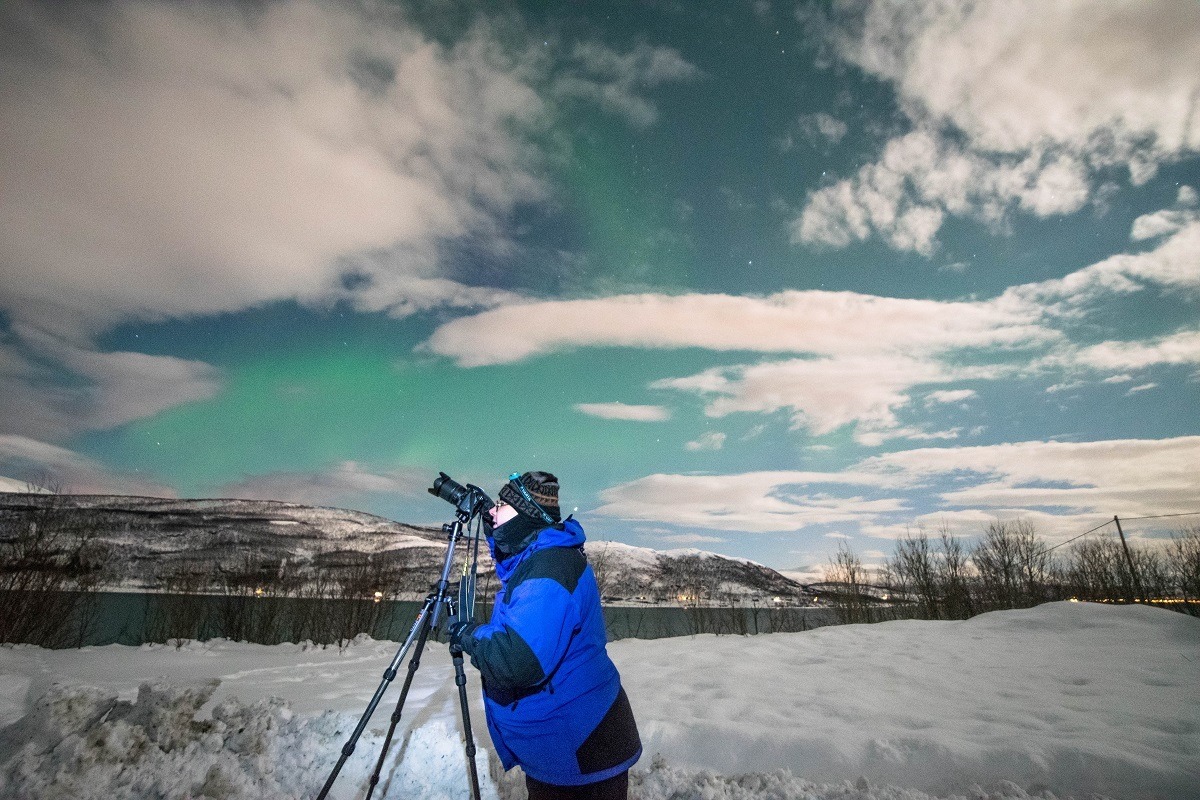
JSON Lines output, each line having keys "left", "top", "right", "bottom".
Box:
{"left": 32, "top": 591, "right": 839, "bottom": 648}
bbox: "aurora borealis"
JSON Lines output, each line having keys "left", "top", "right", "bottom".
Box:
{"left": 2, "top": 0, "right": 1198, "bottom": 578}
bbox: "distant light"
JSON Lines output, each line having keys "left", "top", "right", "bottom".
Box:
{"left": 374, "top": 591, "right": 384, "bottom": 603}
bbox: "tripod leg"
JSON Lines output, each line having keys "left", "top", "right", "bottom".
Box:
{"left": 453, "top": 650, "right": 483, "bottom": 800}
{"left": 365, "top": 606, "right": 438, "bottom": 800}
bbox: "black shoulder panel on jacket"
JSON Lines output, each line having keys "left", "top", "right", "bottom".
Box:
{"left": 507, "top": 546, "right": 586, "bottom": 597}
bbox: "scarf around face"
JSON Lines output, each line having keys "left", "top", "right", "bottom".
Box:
{"left": 491, "top": 513, "right": 546, "bottom": 560}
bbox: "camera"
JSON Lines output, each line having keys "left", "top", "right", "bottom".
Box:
{"left": 429, "top": 472, "right": 493, "bottom": 519}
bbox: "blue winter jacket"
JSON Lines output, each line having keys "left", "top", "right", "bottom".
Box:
{"left": 456, "top": 518, "right": 642, "bottom": 785}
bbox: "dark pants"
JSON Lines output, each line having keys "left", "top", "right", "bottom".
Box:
{"left": 525, "top": 771, "right": 629, "bottom": 800}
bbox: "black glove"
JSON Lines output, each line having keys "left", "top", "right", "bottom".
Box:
{"left": 446, "top": 620, "right": 474, "bottom": 654}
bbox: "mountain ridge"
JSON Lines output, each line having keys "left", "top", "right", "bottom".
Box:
{"left": 0, "top": 492, "right": 813, "bottom": 604}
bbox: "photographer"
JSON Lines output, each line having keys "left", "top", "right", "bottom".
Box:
{"left": 447, "top": 471, "right": 641, "bottom": 800}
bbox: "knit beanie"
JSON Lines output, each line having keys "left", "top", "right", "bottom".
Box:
{"left": 498, "top": 471, "right": 561, "bottom": 524}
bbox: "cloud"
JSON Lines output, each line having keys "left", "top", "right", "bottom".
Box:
{"left": 659, "top": 533, "right": 727, "bottom": 545}
{"left": 591, "top": 470, "right": 906, "bottom": 532}
{"left": 869, "top": 437, "right": 1200, "bottom": 518}
{"left": 1003, "top": 221, "right": 1200, "bottom": 314}
{"left": 424, "top": 213, "right": 1194, "bottom": 443}
{"left": 840, "top": 0, "right": 1200, "bottom": 157}
{"left": 0, "top": 327, "right": 222, "bottom": 440}
{"left": 798, "top": 111, "right": 848, "bottom": 144}
{"left": 0, "top": 434, "right": 176, "bottom": 496}
{"left": 218, "top": 461, "right": 433, "bottom": 510}
{"left": 553, "top": 41, "right": 701, "bottom": 128}
{"left": 794, "top": 130, "right": 1089, "bottom": 254}
{"left": 1058, "top": 328, "right": 1200, "bottom": 372}
{"left": 925, "top": 389, "right": 977, "bottom": 405}
{"left": 796, "top": 0, "right": 1200, "bottom": 252}
{"left": 0, "top": 0, "right": 557, "bottom": 337}
{"left": 422, "top": 290, "right": 1055, "bottom": 366}
{"left": 685, "top": 432, "right": 726, "bottom": 451}
{"left": 593, "top": 436, "right": 1200, "bottom": 536}
{"left": 654, "top": 355, "right": 984, "bottom": 440}
{"left": 0, "top": 0, "right": 700, "bottom": 437}
{"left": 1130, "top": 186, "right": 1200, "bottom": 241}
{"left": 575, "top": 402, "right": 672, "bottom": 422}
{"left": 0, "top": 0, "right": 695, "bottom": 334}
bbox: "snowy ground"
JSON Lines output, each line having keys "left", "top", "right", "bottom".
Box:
{"left": 1, "top": 602, "right": 1197, "bottom": 800}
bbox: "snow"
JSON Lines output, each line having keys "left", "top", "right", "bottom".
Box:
{"left": 1, "top": 602, "right": 1197, "bottom": 800}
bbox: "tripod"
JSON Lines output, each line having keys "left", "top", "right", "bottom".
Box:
{"left": 315, "top": 512, "right": 484, "bottom": 800}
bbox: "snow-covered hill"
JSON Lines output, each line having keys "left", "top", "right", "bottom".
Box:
{"left": 586, "top": 540, "right": 808, "bottom": 603}
{"left": 0, "top": 493, "right": 810, "bottom": 602}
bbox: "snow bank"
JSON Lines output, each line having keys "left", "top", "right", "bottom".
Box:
{"left": 618, "top": 602, "right": 1200, "bottom": 800}
{"left": 1, "top": 602, "right": 1196, "bottom": 800}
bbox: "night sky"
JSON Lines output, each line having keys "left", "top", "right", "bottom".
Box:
{"left": 2, "top": 0, "right": 1198, "bottom": 578}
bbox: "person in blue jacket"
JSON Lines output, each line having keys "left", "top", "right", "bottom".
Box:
{"left": 447, "top": 471, "right": 641, "bottom": 800}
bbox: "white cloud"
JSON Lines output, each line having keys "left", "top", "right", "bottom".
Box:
{"left": 654, "top": 355, "right": 991, "bottom": 443}
{"left": 592, "top": 470, "right": 906, "bottom": 533}
{"left": 0, "top": 0, "right": 694, "bottom": 332}
{"left": 422, "top": 290, "right": 1054, "bottom": 366}
{"left": 0, "top": 434, "right": 176, "bottom": 496}
{"left": 1130, "top": 186, "right": 1200, "bottom": 241}
{"left": 1131, "top": 209, "right": 1199, "bottom": 242}
{"left": 0, "top": 327, "right": 222, "bottom": 440}
{"left": 593, "top": 436, "right": 1200, "bottom": 536}
{"left": 218, "top": 461, "right": 433, "bottom": 509}
{"left": 798, "top": 112, "right": 848, "bottom": 144}
{"left": 575, "top": 402, "right": 672, "bottom": 422}
{"left": 869, "top": 437, "right": 1200, "bottom": 518}
{"left": 925, "top": 389, "right": 976, "bottom": 405}
{"left": 554, "top": 41, "right": 700, "bottom": 128}
{"left": 841, "top": 0, "right": 1200, "bottom": 158}
{"left": 0, "top": 0, "right": 557, "bottom": 337}
{"left": 797, "top": 0, "right": 1200, "bottom": 253}
{"left": 659, "top": 533, "right": 727, "bottom": 545}
{"left": 1070, "top": 329, "right": 1200, "bottom": 371}
{"left": 854, "top": 425, "right": 960, "bottom": 448}
{"left": 1125, "top": 383, "right": 1158, "bottom": 396}
{"left": 794, "top": 131, "right": 1089, "bottom": 254}
{"left": 423, "top": 216, "right": 1195, "bottom": 443}
{"left": 685, "top": 432, "right": 726, "bottom": 451}
{"left": 0, "top": 0, "right": 699, "bottom": 436}
{"left": 1003, "top": 221, "right": 1200, "bottom": 314}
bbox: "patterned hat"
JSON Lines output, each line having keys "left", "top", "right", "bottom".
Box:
{"left": 498, "top": 471, "right": 561, "bottom": 524}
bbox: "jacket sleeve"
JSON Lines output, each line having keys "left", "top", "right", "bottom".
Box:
{"left": 462, "top": 576, "right": 580, "bottom": 691}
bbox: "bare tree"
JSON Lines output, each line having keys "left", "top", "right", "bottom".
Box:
{"left": 937, "top": 526, "right": 975, "bottom": 620}
{"left": 824, "top": 543, "right": 877, "bottom": 624}
{"left": 972, "top": 519, "right": 1047, "bottom": 611}
{"left": 888, "top": 528, "right": 939, "bottom": 619}
{"left": 1168, "top": 525, "right": 1200, "bottom": 614}
{"left": 1, "top": 485, "right": 111, "bottom": 647}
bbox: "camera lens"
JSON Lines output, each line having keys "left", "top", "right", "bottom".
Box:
{"left": 428, "top": 472, "right": 492, "bottom": 517}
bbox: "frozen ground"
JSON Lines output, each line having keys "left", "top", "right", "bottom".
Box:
{"left": 0, "top": 602, "right": 1197, "bottom": 800}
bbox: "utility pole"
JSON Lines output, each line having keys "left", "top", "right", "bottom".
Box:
{"left": 1113, "top": 516, "right": 1148, "bottom": 604}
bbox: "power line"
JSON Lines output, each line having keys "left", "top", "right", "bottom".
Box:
{"left": 1032, "top": 510, "right": 1200, "bottom": 559}
{"left": 1035, "top": 518, "right": 1115, "bottom": 558}
{"left": 1118, "top": 510, "right": 1200, "bottom": 522}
